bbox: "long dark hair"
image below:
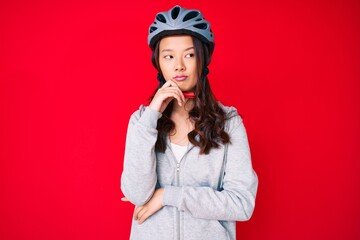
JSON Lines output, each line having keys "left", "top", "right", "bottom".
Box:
{"left": 150, "top": 35, "right": 230, "bottom": 154}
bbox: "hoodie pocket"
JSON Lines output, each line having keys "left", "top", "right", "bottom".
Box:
{"left": 183, "top": 212, "right": 230, "bottom": 240}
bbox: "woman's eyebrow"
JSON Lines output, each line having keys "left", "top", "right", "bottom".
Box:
{"left": 161, "top": 49, "right": 173, "bottom": 53}
{"left": 184, "top": 46, "right": 194, "bottom": 51}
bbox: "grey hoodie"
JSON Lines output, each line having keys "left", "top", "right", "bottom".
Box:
{"left": 121, "top": 104, "right": 258, "bottom": 240}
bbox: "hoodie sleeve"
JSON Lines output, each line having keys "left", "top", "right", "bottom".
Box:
{"left": 120, "top": 105, "right": 162, "bottom": 206}
{"left": 162, "top": 108, "right": 258, "bottom": 221}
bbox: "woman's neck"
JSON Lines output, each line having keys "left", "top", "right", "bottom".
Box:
{"left": 172, "top": 99, "right": 194, "bottom": 117}
{"left": 170, "top": 99, "right": 195, "bottom": 145}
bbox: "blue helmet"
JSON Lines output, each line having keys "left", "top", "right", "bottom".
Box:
{"left": 148, "top": 5, "right": 215, "bottom": 54}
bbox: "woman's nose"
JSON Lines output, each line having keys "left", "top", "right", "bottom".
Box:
{"left": 175, "top": 59, "right": 185, "bottom": 71}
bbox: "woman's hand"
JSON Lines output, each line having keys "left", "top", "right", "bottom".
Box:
{"left": 133, "top": 188, "right": 164, "bottom": 224}
{"left": 149, "top": 80, "right": 185, "bottom": 113}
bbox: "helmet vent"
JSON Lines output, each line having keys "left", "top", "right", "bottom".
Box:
{"left": 156, "top": 14, "right": 166, "bottom": 23}
{"left": 171, "top": 6, "right": 180, "bottom": 19}
{"left": 193, "top": 23, "right": 208, "bottom": 30}
{"left": 150, "top": 26, "right": 158, "bottom": 33}
{"left": 183, "top": 11, "right": 199, "bottom": 22}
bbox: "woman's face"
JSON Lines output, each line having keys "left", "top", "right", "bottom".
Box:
{"left": 158, "top": 35, "right": 198, "bottom": 92}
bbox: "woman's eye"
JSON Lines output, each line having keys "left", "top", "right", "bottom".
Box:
{"left": 185, "top": 53, "right": 195, "bottom": 58}
{"left": 164, "top": 55, "right": 173, "bottom": 59}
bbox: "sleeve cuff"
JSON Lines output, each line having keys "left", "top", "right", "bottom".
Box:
{"left": 138, "top": 106, "right": 162, "bottom": 129}
{"left": 163, "top": 186, "right": 182, "bottom": 208}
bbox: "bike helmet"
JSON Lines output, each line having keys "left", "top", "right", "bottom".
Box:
{"left": 148, "top": 5, "right": 215, "bottom": 54}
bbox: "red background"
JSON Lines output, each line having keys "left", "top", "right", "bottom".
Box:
{"left": 1, "top": 0, "right": 359, "bottom": 239}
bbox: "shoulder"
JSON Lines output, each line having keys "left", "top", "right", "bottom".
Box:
{"left": 218, "top": 102, "right": 244, "bottom": 133}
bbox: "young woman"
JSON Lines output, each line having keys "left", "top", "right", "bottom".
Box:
{"left": 121, "top": 5, "right": 258, "bottom": 240}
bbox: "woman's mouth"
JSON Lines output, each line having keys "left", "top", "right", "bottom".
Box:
{"left": 173, "top": 75, "right": 188, "bottom": 81}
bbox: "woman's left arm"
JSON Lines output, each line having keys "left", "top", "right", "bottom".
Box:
{"left": 163, "top": 117, "right": 258, "bottom": 221}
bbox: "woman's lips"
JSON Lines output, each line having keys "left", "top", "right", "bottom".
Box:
{"left": 173, "top": 76, "right": 188, "bottom": 81}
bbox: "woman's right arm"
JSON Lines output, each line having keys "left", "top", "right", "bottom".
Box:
{"left": 120, "top": 106, "right": 162, "bottom": 206}
{"left": 121, "top": 80, "right": 184, "bottom": 206}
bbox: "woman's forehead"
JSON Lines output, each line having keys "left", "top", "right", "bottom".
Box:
{"left": 159, "top": 35, "right": 194, "bottom": 51}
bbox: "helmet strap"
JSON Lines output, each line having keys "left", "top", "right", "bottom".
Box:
{"left": 202, "top": 66, "right": 209, "bottom": 85}
{"left": 157, "top": 72, "right": 166, "bottom": 86}
{"left": 203, "top": 66, "right": 209, "bottom": 77}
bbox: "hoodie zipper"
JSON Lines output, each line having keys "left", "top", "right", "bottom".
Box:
{"left": 169, "top": 144, "right": 193, "bottom": 240}
{"left": 176, "top": 163, "right": 180, "bottom": 240}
